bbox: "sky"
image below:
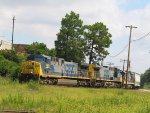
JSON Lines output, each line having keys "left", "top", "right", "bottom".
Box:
{"left": 0, "top": 0, "right": 150, "bottom": 74}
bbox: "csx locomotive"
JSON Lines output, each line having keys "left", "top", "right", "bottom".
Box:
{"left": 20, "top": 54, "right": 140, "bottom": 88}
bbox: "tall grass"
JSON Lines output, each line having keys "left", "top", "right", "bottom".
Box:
{"left": 0, "top": 77, "right": 150, "bottom": 113}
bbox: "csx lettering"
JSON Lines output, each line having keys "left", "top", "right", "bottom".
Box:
{"left": 26, "top": 66, "right": 34, "bottom": 69}
{"left": 65, "top": 64, "right": 75, "bottom": 73}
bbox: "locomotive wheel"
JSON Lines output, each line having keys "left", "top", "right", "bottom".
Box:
{"left": 77, "top": 80, "right": 81, "bottom": 87}
{"left": 91, "top": 82, "right": 95, "bottom": 87}
{"left": 51, "top": 79, "right": 58, "bottom": 85}
{"left": 101, "top": 82, "right": 105, "bottom": 87}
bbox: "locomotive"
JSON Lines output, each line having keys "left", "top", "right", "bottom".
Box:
{"left": 20, "top": 54, "right": 140, "bottom": 88}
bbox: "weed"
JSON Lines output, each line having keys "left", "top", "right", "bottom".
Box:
{"left": 0, "top": 78, "right": 150, "bottom": 113}
{"left": 27, "top": 80, "right": 40, "bottom": 90}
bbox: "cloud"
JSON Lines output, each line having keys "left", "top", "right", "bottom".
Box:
{"left": 0, "top": 0, "right": 150, "bottom": 73}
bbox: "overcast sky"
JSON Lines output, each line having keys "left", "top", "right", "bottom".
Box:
{"left": 0, "top": 0, "right": 150, "bottom": 74}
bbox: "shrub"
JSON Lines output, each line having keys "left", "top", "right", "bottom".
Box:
{"left": 0, "top": 50, "right": 20, "bottom": 63}
{"left": 0, "top": 55, "right": 5, "bottom": 60}
{"left": 144, "top": 82, "right": 150, "bottom": 89}
{"left": 0, "top": 55, "right": 21, "bottom": 80}
{"left": 0, "top": 49, "right": 26, "bottom": 81}
{"left": 0, "top": 59, "right": 12, "bottom": 77}
{"left": 9, "top": 65, "right": 21, "bottom": 81}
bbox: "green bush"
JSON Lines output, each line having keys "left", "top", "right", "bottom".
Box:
{"left": 0, "top": 59, "right": 12, "bottom": 77}
{"left": 0, "top": 49, "right": 26, "bottom": 81}
{"left": 0, "top": 54, "right": 21, "bottom": 80}
{"left": 0, "top": 55, "right": 5, "bottom": 60}
{"left": 9, "top": 65, "right": 21, "bottom": 81}
{"left": 0, "top": 50, "right": 20, "bottom": 63}
{"left": 144, "top": 82, "right": 150, "bottom": 89}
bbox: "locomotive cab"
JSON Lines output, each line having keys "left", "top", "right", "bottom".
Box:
{"left": 20, "top": 54, "right": 51, "bottom": 82}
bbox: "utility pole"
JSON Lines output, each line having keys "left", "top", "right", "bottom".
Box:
{"left": 125, "top": 25, "right": 137, "bottom": 88}
{"left": 120, "top": 59, "right": 127, "bottom": 71}
{"left": 12, "top": 16, "right": 15, "bottom": 51}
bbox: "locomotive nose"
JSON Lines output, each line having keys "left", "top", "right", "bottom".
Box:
{"left": 21, "top": 61, "right": 42, "bottom": 75}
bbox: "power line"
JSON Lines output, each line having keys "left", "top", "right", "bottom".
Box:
{"left": 132, "top": 32, "right": 150, "bottom": 42}
{"left": 109, "top": 31, "right": 150, "bottom": 58}
{"left": 110, "top": 44, "right": 128, "bottom": 57}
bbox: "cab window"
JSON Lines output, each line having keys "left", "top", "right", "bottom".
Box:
{"left": 45, "top": 58, "right": 50, "bottom": 64}
{"left": 35, "top": 57, "right": 43, "bottom": 62}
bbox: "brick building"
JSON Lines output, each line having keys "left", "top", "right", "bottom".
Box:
{"left": 13, "top": 44, "right": 29, "bottom": 54}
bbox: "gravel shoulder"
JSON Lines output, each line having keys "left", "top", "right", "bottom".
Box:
{"left": 139, "top": 89, "right": 150, "bottom": 92}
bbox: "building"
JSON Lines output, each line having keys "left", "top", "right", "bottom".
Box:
{"left": 13, "top": 44, "right": 29, "bottom": 54}
{"left": 0, "top": 40, "right": 11, "bottom": 50}
{"left": 0, "top": 39, "right": 29, "bottom": 55}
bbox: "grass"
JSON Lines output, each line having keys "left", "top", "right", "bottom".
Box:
{"left": 0, "top": 77, "right": 150, "bottom": 113}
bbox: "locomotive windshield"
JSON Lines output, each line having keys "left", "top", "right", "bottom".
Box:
{"left": 27, "top": 54, "right": 51, "bottom": 63}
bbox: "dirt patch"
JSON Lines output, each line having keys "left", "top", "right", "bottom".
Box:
{"left": 139, "top": 89, "right": 150, "bottom": 92}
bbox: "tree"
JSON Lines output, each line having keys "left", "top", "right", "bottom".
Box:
{"left": 141, "top": 68, "right": 150, "bottom": 87}
{"left": 55, "top": 11, "right": 86, "bottom": 63}
{"left": 83, "top": 22, "right": 112, "bottom": 64}
{"left": 48, "top": 48, "right": 56, "bottom": 57}
{"left": 25, "top": 42, "right": 50, "bottom": 55}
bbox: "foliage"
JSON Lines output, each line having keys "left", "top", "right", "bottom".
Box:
{"left": 0, "top": 50, "right": 20, "bottom": 63}
{"left": 10, "top": 66, "right": 21, "bottom": 81}
{"left": 0, "top": 57, "right": 17, "bottom": 77}
{"left": 0, "top": 56, "right": 20, "bottom": 80}
{"left": 25, "top": 42, "right": 50, "bottom": 55}
{"left": 55, "top": 11, "right": 86, "bottom": 63}
{"left": 144, "top": 82, "right": 150, "bottom": 89}
{"left": 141, "top": 68, "right": 150, "bottom": 87}
{"left": 27, "top": 80, "right": 40, "bottom": 90}
{"left": 0, "top": 81, "right": 150, "bottom": 113}
{"left": 0, "top": 55, "right": 5, "bottom": 61}
{"left": 0, "top": 59, "right": 11, "bottom": 76}
{"left": 48, "top": 48, "right": 56, "bottom": 57}
{"left": 83, "top": 22, "right": 112, "bottom": 64}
